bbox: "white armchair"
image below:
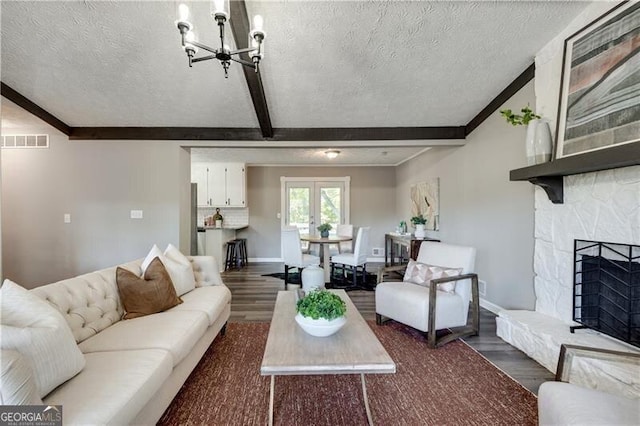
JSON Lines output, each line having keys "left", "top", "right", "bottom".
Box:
{"left": 281, "top": 227, "right": 320, "bottom": 290}
{"left": 538, "top": 344, "right": 640, "bottom": 425}
{"left": 375, "top": 241, "right": 479, "bottom": 348}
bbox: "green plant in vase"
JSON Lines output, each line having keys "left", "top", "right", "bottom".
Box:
{"left": 317, "top": 223, "right": 332, "bottom": 238}
{"left": 411, "top": 214, "right": 427, "bottom": 238}
{"left": 295, "top": 289, "right": 348, "bottom": 337}
{"left": 499, "top": 105, "right": 540, "bottom": 126}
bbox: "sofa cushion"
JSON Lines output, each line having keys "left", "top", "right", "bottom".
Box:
{"left": 78, "top": 310, "right": 208, "bottom": 366}
{"left": 43, "top": 349, "right": 172, "bottom": 425}
{"left": 169, "top": 285, "right": 231, "bottom": 325}
{"left": 142, "top": 245, "right": 196, "bottom": 296}
{"left": 538, "top": 381, "right": 640, "bottom": 425}
{"left": 0, "top": 350, "right": 43, "bottom": 405}
{"left": 116, "top": 257, "right": 183, "bottom": 320}
{"left": 31, "top": 267, "right": 124, "bottom": 343}
{"left": 0, "top": 279, "right": 86, "bottom": 398}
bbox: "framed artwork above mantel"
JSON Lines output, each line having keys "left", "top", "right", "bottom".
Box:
{"left": 555, "top": 1, "right": 640, "bottom": 160}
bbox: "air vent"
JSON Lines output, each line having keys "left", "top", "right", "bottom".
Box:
{"left": 2, "top": 134, "right": 49, "bottom": 149}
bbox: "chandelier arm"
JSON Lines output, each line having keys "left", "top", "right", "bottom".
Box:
{"left": 189, "top": 40, "right": 219, "bottom": 55}
{"left": 229, "top": 57, "right": 256, "bottom": 69}
{"left": 229, "top": 47, "right": 258, "bottom": 55}
{"left": 191, "top": 55, "right": 218, "bottom": 63}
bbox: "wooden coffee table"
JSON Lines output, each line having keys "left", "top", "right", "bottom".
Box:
{"left": 260, "top": 290, "right": 395, "bottom": 425}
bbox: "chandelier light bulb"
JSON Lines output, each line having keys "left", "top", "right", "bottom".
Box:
{"left": 212, "top": 0, "right": 229, "bottom": 19}
{"left": 178, "top": 4, "right": 190, "bottom": 22}
{"left": 253, "top": 15, "right": 264, "bottom": 31}
{"left": 325, "top": 150, "right": 340, "bottom": 159}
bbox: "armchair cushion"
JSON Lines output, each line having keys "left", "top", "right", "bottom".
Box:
{"left": 403, "top": 260, "right": 462, "bottom": 293}
{"left": 375, "top": 282, "right": 466, "bottom": 332}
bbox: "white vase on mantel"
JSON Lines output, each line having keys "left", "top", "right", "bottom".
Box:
{"left": 526, "top": 119, "right": 553, "bottom": 166}
{"left": 414, "top": 224, "right": 426, "bottom": 239}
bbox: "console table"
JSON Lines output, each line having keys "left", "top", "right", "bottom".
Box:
{"left": 384, "top": 233, "right": 440, "bottom": 266}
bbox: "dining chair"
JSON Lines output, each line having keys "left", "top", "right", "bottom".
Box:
{"left": 281, "top": 226, "right": 321, "bottom": 290}
{"left": 330, "top": 224, "right": 353, "bottom": 255}
{"left": 330, "top": 227, "right": 370, "bottom": 290}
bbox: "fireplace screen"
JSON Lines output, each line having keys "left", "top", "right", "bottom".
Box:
{"left": 574, "top": 240, "right": 640, "bottom": 347}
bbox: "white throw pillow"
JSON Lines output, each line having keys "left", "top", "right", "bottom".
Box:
{"left": 0, "top": 280, "right": 86, "bottom": 398}
{"left": 0, "top": 349, "right": 43, "bottom": 405}
{"left": 141, "top": 244, "right": 196, "bottom": 296}
{"left": 403, "top": 260, "right": 462, "bottom": 293}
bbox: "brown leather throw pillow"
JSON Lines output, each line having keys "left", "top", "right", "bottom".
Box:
{"left": 116, "top": 257, "right": 183, "bottom": 320}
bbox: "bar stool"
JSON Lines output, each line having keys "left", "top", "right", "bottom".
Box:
{"left": 235, "top": 238, "right": 248, "bottom": 267}
{"left": 224, "top": 240, "right": 242, "bottom": 271}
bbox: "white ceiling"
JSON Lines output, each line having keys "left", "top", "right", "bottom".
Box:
{"left": 191, "top": 146, "right": 430, "bottom": 166}
{"left": 0, "top": 0, "right": 590, "bottom": 165}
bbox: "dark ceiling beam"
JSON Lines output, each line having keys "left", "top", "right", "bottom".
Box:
{"left": 1, "top": 82, "right": 71, "bottom": 135}
{"left": 272, "top": 126, "right": 465, "bottom": 141}
{"left": 464, "top": 63, "right": 535, "bottom": 136}
{"left": 229, "top": 0, "right": 273, "bottom": 138}
{"left": 69, "top": 126, "right": 465, "bottom": 141}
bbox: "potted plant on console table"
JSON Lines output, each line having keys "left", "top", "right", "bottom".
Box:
{"left": 295, "top": 289, "right": 347, "bottom": 337}
{"left": 411, "top": 214, "right": 427, "bottom": 238}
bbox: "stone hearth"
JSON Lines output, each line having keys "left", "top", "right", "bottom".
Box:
{"left": 497, "top": 166, "right": 640, "bottom": 398}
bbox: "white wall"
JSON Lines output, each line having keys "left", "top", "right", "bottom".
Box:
{"left": 533, "top": 1, "right": 640, "bottom": 322}
{"left": 395, "top": 81, "right": 536, "bottom": 310}
{"left": 1, "top": 102, "right": 192, "bottom": 288}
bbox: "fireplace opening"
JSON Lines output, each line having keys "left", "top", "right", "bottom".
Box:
{"left": 573, "top": 240, "right": 640, "bottom": 348}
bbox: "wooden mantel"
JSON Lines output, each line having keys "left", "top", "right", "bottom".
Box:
{"left": 510, "top": 143, "right": 640, "bottom": 204}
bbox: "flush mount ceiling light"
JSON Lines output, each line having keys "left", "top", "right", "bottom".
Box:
{"left": 175, "top": 1, "right": 265, "bottom": 78}
{"left": 325, "top": 150, "right": 340, "bottom": 159}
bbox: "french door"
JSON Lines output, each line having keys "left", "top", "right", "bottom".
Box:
{"left": 282, "top": 177, "right": 350, "bottom": 236}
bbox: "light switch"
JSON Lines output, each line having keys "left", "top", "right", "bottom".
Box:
{"left": 130, "top": 210, "right": 143, "bottom": 219}
{"left": 276, "top": 212, "right": 281, "bottom": 219}
{"left": 64, "top": 213, "right": 71, "bottom": 224}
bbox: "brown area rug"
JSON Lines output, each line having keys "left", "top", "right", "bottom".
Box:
{"left": 159, "top": 322, "right": 537, "bottom": 425}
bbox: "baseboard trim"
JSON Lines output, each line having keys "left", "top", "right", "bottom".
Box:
{"left": 249, "top": 257, "right": 386, "bottom": 264}
{"left": 479, "top": 298, "right": 504, "bottom": 315}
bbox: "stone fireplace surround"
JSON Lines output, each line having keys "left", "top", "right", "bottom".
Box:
{"left": 495, "top": 1, "right": 640, "bottom": 399}
{"left": 496, "top": 165, "right": 640, "bottom": 398}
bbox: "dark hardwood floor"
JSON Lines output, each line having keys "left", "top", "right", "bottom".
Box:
{"left": 221, "top": 262, "right": 554, "bottom": 394}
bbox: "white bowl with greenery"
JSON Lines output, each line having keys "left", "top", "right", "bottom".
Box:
{"left": 295, "top": 289, "right": 347, "bottom": 337}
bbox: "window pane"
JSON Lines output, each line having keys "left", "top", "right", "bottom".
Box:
{"left": 288, "top": 187, "right": 310, "bottom": 234}
{"left": 319, "top": 186, "right": 341, "bottom": 234}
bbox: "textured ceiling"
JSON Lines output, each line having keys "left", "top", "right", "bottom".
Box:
{"left": 1, "top": 1, "right": 588, "bottom": 130}
{"left": 0, "top": 0, "right": 589, "bottom": 165}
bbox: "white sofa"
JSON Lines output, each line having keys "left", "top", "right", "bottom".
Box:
{"left": 1, "top": 255, "right": 231, "bottom": 425}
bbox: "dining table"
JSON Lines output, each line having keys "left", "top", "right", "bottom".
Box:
{"left": 299, "top": 234, "right": 353, "bottom": 283}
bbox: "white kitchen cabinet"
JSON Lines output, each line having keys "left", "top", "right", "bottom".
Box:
{"left": 191, "top": 162, "right": 246, "bottom": 208}
{"left": 192, "top": 163, "right": 209, "bottom": 207}
{"left": 225, "top": 163, "right": 246, "bottom": 207}
{"left": 208, "top": 163, "right": 227, "bottom": 206}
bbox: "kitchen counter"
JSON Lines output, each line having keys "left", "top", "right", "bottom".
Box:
{"left": 202, "top": 225, "right": 248, "bottom": 230}
{"left": 200, "top": 226, "right": 248, "bottom": 271}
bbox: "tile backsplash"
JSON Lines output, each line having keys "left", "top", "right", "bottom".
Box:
{"left": 198, "top": 207, "right": 249, "bottom": 227}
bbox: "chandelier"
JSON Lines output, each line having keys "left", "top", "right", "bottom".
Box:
{"left": 175, "top": 1, "right": 265, "bottom": 78}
